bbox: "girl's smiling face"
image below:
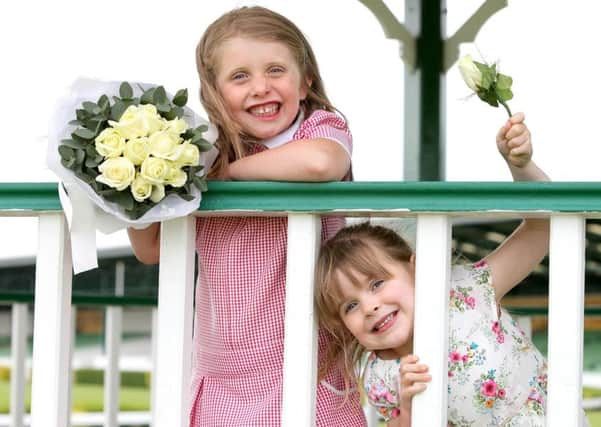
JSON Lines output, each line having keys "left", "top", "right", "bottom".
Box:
{"left": 215, "top": 36, "right": 310, "bottom": 140}
{"left": 336, "top": 251, "right": 416, "bottom": 358}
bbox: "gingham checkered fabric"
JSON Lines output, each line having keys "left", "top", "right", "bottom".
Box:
{"left": 190, "top": 111, "right": 365, "bottom": 426}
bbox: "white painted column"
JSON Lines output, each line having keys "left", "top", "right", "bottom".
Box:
{"left": 10, "top": 303, "right": 28, "bottom": 427}
{"left": 547, "top": 215, "right": 586, "bottom": 427}
{"left": 412, "top": 215, "right": 451, "bottom": 427}
{"left": 104, "top": 261, "right": 125, "bottom": 427}
{"left": 30, "top": 212, "right": 73, "bottom": 427}
{"left": 281, "top": 214, "right": 321, "bottom": 426}
{"left": 153, "top": 216, "right": 195, "bottom": 427}
{"left": 150, "top": 306, "right": 158, "bottom": 427}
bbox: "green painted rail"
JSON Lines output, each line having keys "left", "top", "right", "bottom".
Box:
{"left": 2, "top": 182, "right": 601, "bottom": 213}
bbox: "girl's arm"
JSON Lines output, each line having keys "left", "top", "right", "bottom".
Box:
{"left": 484, "top": 113, "right": 550, "bottom": 301}
{"left": 227, "top": 138, "right": 350, "bottom": 181}
{"left": 127, "top": 222, "right": 161, "bottom": 265}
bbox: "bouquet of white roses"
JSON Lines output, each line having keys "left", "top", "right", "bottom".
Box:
{"left": 47, "top": 78, "right": 217, "bottom": 273}
{"left": 57, "top": 81, "right": 214, "bottom": 219}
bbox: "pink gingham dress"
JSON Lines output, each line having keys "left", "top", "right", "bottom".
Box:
{"left": 190, "top": 110, "right": 366, "bottom": 426}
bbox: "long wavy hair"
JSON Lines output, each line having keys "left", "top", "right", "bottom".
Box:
{"left": 314, "top": 222, "right": 414, "bottom": 398}
{"left": 196, "top": 6, "right": 340, "bottom": 178}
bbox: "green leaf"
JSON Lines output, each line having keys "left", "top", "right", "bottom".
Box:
{"left": 111, "top": 101, "right": 128, "bottom": 121}
{"left": 73, "top": 128, "right": 96, "bottom": 140}
{"left": 196, "top": 124, "right": 209, "bottom": 133}
{"left": 172, "top": 106, "right": 184, "bottom": 119}
{"left": 120, "top": 82, "right": 133, "bottom": 100}
{"left": 496, "top": 88, "right": 513, "bottom": 102}
{"left": 162, "top": 108, "right": 177, "bottom": 120}
{"left": 83, "top": 101, "right": 101, "bottom": 115}
{"left": 60, "top": 139, "right": 86, "bottom": 150}
{"left": 74, "top": 149, "right": 86, "bottom": 166}
{"left": 76, "top": 109, "right": 87, "bottom": 121}
{"left": 192, "top": 176, "right": 208, "bottom": 192}
{"left": 58, "top": 145, "right": 75, "bottom": 161}
{"left": 84, "top": 118, "right": 104, "bottom": 135}
{"left": 98, "top": 94, "right": 110, "bottom": 111}
{"left": 172, "top": 89, "right": 188, "bottom": 107}
{"left": 156, "top": 102, "right": 171, "bottom": 113}
{"left": 193, "top": 140, "right": 214, "bottom": 152}
{"left": 102, "top": 189, "right": 135, "bottom": 211}
{"left": 68, "top": 119, "right": 83, "bottom": 126}
{"left": 61, "top": 157, "right": 76, "bottom": 170}
{"left": 140, "top": 87, "right": 156, "bottom": 104}
{"left": 153, "top": 86, "right": 167, "bottom": 105}
{"left": 496, "top": 73, "right": 513, "bottom": 91}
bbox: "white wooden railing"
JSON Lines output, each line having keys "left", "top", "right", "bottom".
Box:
{"left": 1, "top": 181, "right": 595, "bottom": 426}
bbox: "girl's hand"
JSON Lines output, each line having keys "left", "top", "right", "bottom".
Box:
{"left": 496, "top": 112, "right": 532, "bottom": 168}
{"left": 398, "top": 355, "right": 431, "bottom": 414}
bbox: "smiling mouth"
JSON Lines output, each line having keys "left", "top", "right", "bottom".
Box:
{"left": 248, "top": 102, "right": 280, "bottom": 117}
{"left": 372, "top": 311, "right": 398, "bottom": 332}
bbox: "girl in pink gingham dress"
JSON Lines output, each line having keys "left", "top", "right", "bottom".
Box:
{"left": 129, "top": 6, "right": 366, "bottom": 426}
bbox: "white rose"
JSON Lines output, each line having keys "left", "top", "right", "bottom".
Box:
{"left": 175, "top": 142, "right": 200, "bottom": 167}
{"left": 96, "top": 157, "right": 136, "bottom": 191}
{"left": 123, "top": 137, "right": 150, "bottom": 166}
{"left": 109, "top": 105, "right": 166, "bottom": 139}
{"left": 165, "top": 163, "right": 187, "bottom": 188}
{"left": 149, "top": 130, "right": 184, "bottom": 161}
{"left": 166, "top": 118, "right": 188, "bottom": 135}
{"left": 458, "top": 54, "right": 482, "bottom": 92}
{"left": 150, "top": 184, "right": 165, "bottom": 203}
{"left": 130, "top": 174, "right": 153, "bottom": 202}
{"left": 140, "top": 156, "right": 169, "bottom": 185}
{"left": 95, "top": 127, "right": 125, "bottom": 158}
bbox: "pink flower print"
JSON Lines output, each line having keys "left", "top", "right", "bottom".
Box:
{"left": 391, "top": 408, "right": 401, "bottom": 418}
{"left": 368, "top": 386, "right": 378, "bottom": 401}
{"left": 481, "top": 379, "right": 498, "bottom": 397}
{"left": 466, "top": 296, "right": 476, "bottom": 308}
{"left": 497, "top": 388, "right": 506, "bottom": 399}
{"left": 492, "top": 321, "right": 501, "bottom": 334}
{"left": 461, "top": 354, "right": 469, "bottom": 363}
{"left": 450, "top": 351, "right": 461, "bottom": 363}
{"left": 448, "top": 371, "right": 454, "bottom": 378}
{"left": 384, "top": 390, "right": 394, "bottom": 403}
{"left": 496, "top": 333, "right": 505, "bottom": 344}
{"left": 474, "top": 260, "right": 487, "bottom": 268}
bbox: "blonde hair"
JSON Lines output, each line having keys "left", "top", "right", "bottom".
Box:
{"left": 196, "top": 6, "right": 340, "bottom": 178}
{"left": 314, "top": 222, "right": 413, "bottom": 397}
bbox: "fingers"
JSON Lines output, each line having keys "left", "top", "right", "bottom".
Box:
{"left": 399, "top": 355, "right": 431, "bottom": 393}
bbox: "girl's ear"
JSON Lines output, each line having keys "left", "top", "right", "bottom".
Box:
{"left": 409, "top": 253, "right": 416, "bottom": 267}
{"left": 300, "top": 76, "right": 313, "bottom": 100}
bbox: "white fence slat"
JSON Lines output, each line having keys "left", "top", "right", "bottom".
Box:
{"left": 30, "top": 213, "right": 73, "bottom": 427}
{"left": 412, "top": 215, "right": 451, "bottom": 427}
{"left": 281, "top": 214, "right": 321, "bottom": 426}
{"left": 547, "top": 215, "right": 585, "bottom": 427}
{"left": 153, "top": 216, "right": 195, "bottom": 427}
{"left": 150, "top": 307, "right": 158, "bottom": 427}
{"left": 10, "top": 303, "right": 28, "bottom": 427}
{"left": 104, "top": 261, "right": 125, "bottom": 427}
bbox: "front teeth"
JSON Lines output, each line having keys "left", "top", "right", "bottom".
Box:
{"left": 374, "top": 313, "right": 394, "bottom": 331}
{"left": 250, "top": 103, "right": 278, "bottom": 116}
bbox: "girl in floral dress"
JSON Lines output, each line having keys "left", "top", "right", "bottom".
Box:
{"left": 316, "top": 114, "right": 589, "bottom": 426}
{"left": 127, "top": 6, "right": 366, "bottom": 427}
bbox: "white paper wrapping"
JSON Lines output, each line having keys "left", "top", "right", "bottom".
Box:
{"left": 46, "top": 78, "right": 218, "bottom": 273}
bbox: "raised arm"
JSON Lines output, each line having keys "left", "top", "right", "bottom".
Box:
{"left": 127, "top": 222, "right": 161, "bottom": 265}
{"left": 483, "top": 113, "right": 550, "bottom": 302}
{"left": 227, "top": 137, "right": 350, "bottom": 181}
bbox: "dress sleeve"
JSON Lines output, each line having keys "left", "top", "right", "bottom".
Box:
{"left": 294, "top": 110, "right": 352, "bottom": 158}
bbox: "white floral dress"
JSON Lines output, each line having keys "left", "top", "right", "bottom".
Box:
{"left": 362, "top": 261, "right": 578, "bottom": 426}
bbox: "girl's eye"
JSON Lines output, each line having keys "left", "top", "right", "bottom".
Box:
{"left": 371, "top": 280, "right": 384, "bottom": 290}
{"left": 232, "top": 72, "right": 248, "bottom": 81}
{"left": 343, "top": 301, "right": 357, "bottom": 314}
{"left": 268, "top": 66, "right": 285, "bottom": 74}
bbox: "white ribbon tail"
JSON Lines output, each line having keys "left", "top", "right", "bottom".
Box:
{"left": 59, "top": 182, "right": 98, "bottom": 274}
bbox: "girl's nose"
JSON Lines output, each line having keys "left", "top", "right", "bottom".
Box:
{"left": 251, "top": 77, "right": 270, "bottom": 97}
